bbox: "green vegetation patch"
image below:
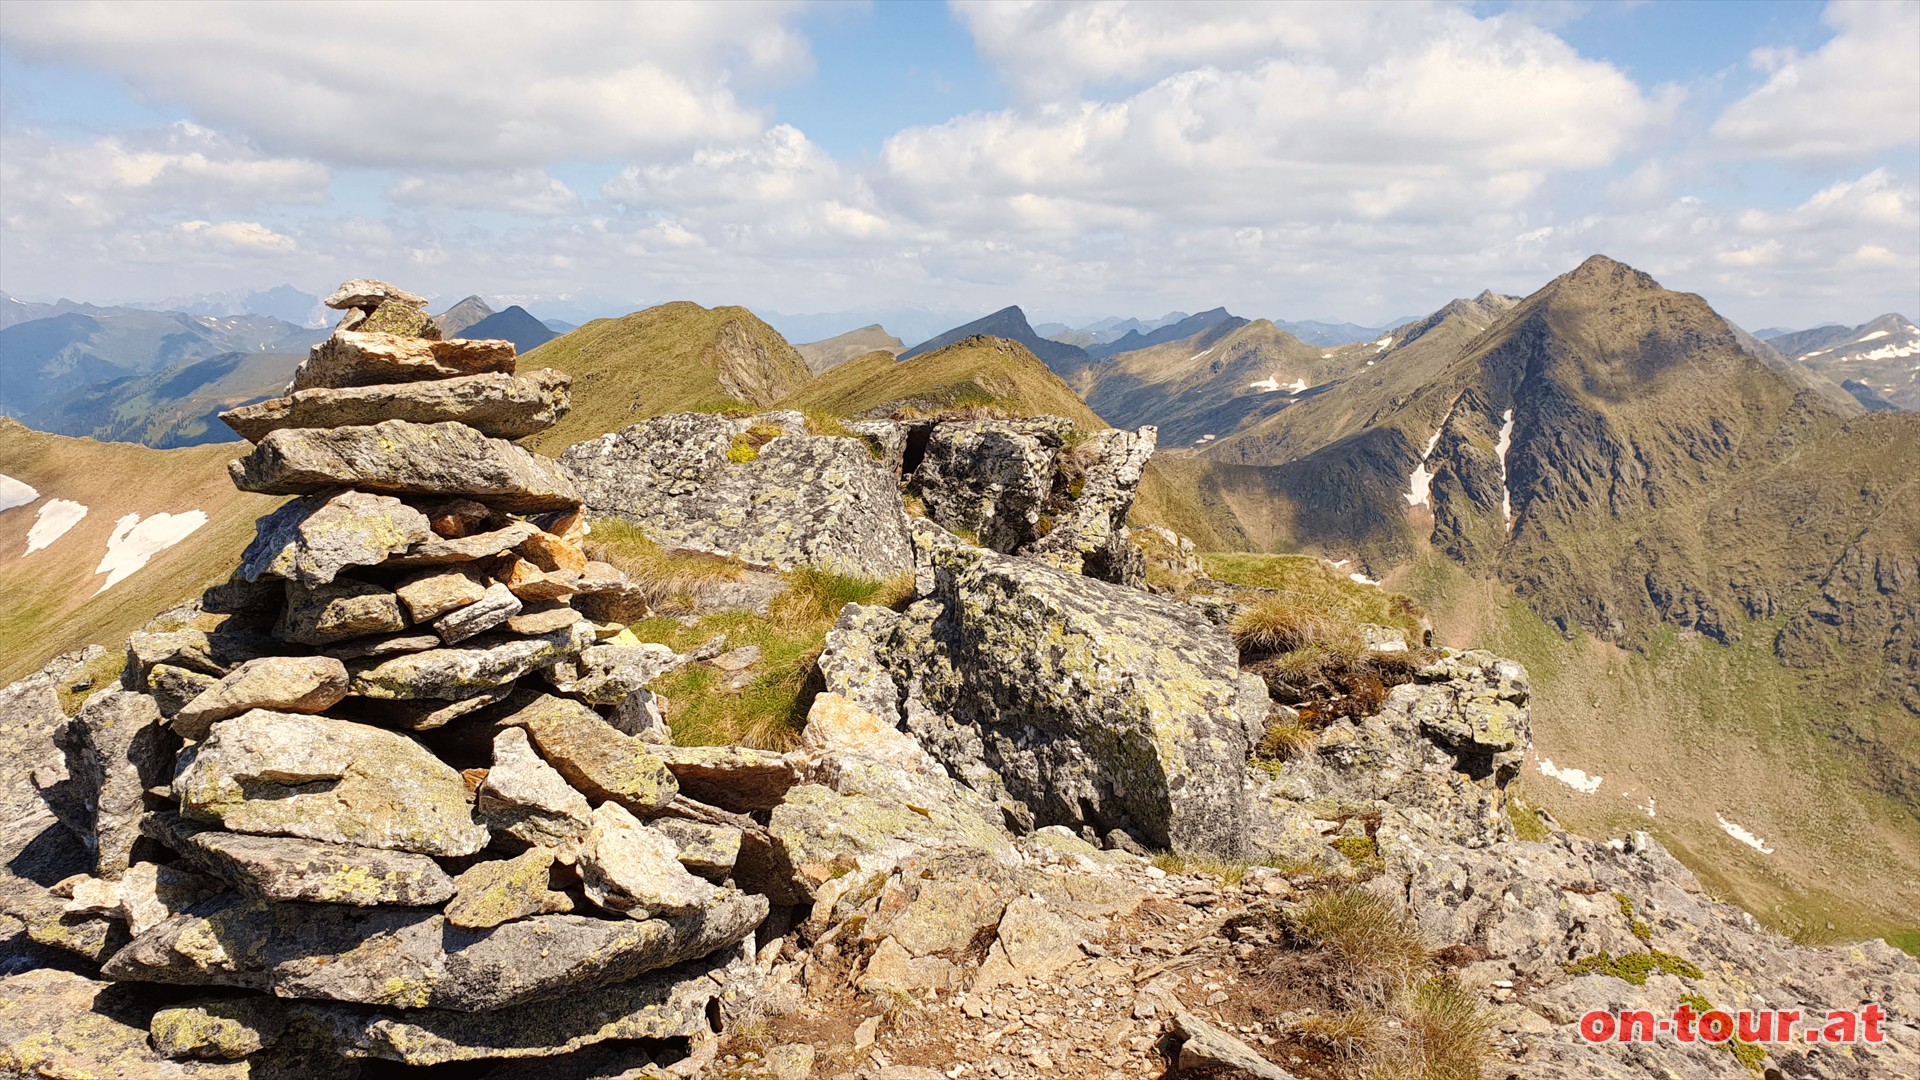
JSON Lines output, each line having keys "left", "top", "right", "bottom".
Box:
{"left": 631, "top": 568, "right": 911, "bottom": 749}
{"left": 1562, "top": 949, "right": 1703, "bottom": 986}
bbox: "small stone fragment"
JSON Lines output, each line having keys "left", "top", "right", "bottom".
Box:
{"left": 499, "top": 694, "right": 678, "bottom": 812}
{"left": 434, "top": 581, "right": 522, "bottom": 643}
{"left": 350, "top": 620, "right": 594, "bottom": 700}
{"left": 358, "top": 299, "right": 439, "bottom": 337}
{"left": 172, "top": 655, "right": 350, "bottom": 739}
{"left": 325, "top": 277, "right": 427, "bottom": 310}
{"left": 506, "top": 604, "right": 583, "bottom": 636}
{"left": 321, "top": 632, "right": 442, "bottom": 660}
{"left": 518, "top": 530, "right": 588, "bottom": 573}
{"left": 396, "top": 567, "right": 489, "bottom": 622}
{"left": 445, "top": 848, "right": 573, "bottom": 929}
{"left": 652, "top": 818, "right": 742, "bottom": 879}
{"left": 500, "top": 555, "right": 581, "bottom": 600}
{"left": 475, "top": 727, "right": 593, "bottom": 860}
{"left": 424, "top": 497, "right": 498, "bottom": 538}
{"left": 150, "top": 997, "right": 289, "bottom": 1061}
{"left": 579, "top": 802, "right": 721, "bottom": 918}
{"left": 277, "top": 579, "right": 407, "bottom": 646}
{"left": 388, "top": 520, "right": 542, "bottom": 566}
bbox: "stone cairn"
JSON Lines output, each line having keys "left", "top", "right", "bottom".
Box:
{"left": 49, "top": 279, "right": 781, "bottom": 1072}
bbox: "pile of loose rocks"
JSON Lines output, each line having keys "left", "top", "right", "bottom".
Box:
{"left": 17, "top": 281, "right": 798, "bottom": 1073}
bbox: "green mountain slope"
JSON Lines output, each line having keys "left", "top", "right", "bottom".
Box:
{"left": 1155, "top": 255, "right": 1920, "bottom": 944}
{"left": 795, "top": 324, "right": 905, "bottom": 374}
{"left": 520, "top": 301, "right": 813, "bottom": 453}
{"left": 0, "top": 419, "right": 278, "bottom": 683}
{"left": 25, "top": 349, "right": 301, "bottom": 447}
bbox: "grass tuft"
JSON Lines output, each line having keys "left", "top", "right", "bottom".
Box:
{"left": 1289, "top": 888, "right": 1429, "bottom": 987}
{"left": 580, "top": 518, "right": 745, "bottom": 616}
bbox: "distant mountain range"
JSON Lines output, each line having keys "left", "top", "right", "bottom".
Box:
{"left": 1761, "top": 314, "right": 1918, "bottom": 411}
{"left": 794, "top": 324, "right": 904, "bottom": 374}
{"left": 429, "top": 295, "right": 560, "bottom": 353}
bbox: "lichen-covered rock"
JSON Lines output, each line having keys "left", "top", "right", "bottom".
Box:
{"left": 1406, "top": 649, "right": 1530, "bottom": 775}
{"left": 237, "top": 489, "right": 432, "bottom": 587}
{"left": 356, "top": 300, "right": 439, "bottom": 338}
{"left": 61, "top": 689, "right": 173, "bottom": 877}
{"left": 102, "top": 890, "right": 768, "bottom": 1012}
{"left": 147, "top": 664, "right": 220, "bottom": 717}
{"left": 290, "top": 331, "right": 514, "bottom": 391}
{"left": 434, "top": 581, "right": 522, "bottom": 643}
{"left": 885, "top": 529, "right": 1266, "bottom": 856}
{"left": 650, "top": 744, "right": 799, "bottom": 812}
{"left": 1018, "top": 425, "right": 1155, "bottom": 586}
{"left": 498, "top": 693, "right": 678, "bottom": 812}
{"left": 276, "top": 578, "right": 406, "bottom": 646}
{"left": 799, "top": 691, "right": 942, "bottom": 777}
{"left": 542, "top": 641, "right": 681, "bottom": 704}
{"left": 149, "top": 997, "right": 288, "bottom": 1061}
{"left": 231, "top": 419, "right": 579, "bottom": 512}
{"left": 349, "top": 619, "right": 594, "bottom": 700}
{"left": 171, "top": 655, "right": 350, "bottom": 739}
{"left": 815, "top": 603, "right": 906, "bottom": 722}
{"left": 146, "top": 813, "right": 455, "bottom": 906}
{"left": 652, "top": 819, "right": 741, "bottom": 879}
{"left": 175, "top": 709, "right": 489, "bottom": 857}
{"left": 475, "top": 727, "right": 593, "bottom": 859}
{"left": 0, "top": 969, "right": 300, "bottom": 1078}
{"left": 909, "top": 417, "right": 1068, "bottom": 551}
{"left": 560, "top": 410, "right": 913, "bottom": 578}
{"left": 444, "top": 848, "right": 572, "bottom": 929}
{"left": 278, "top": 952, "right": 735, "bottom": 1065}
{"left": 578, "top": 802, "right": 722, "bottom": 918}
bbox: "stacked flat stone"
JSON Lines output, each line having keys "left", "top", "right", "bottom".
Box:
{"left": 48, "top": 279, "right": 773, "bottom": 1070}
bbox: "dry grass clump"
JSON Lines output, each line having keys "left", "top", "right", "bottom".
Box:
{"left": 1271, "top": 888, "right": 1489, "bottom": 1080}
{"left": 581, "top": 518, "right": 745, "bottom": 616}
{"left": 1288, "top": 888, "right": 1430, "bottom": 988}
{"left": 1257, "top": 713, "right": 1318, "bottom": 761}
{"left": 1233, "top": 598, "right": 1366, "bottom": 659}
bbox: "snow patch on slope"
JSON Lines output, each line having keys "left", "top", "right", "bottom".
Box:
{"left": 27, "top": 500, "right": 88, "bottom": 554}
{"left": 1349, "top": 571, "right": 1379, "bottom": 586}
{"left": 1495, "top": 408, "right": 1516, "bottom": 532}
{"left": 95, "top": 511, "right": 207, "bottom": 592}
{"left": 1716, "top": 815, "right": 1774, "bottom": 854}
{"left": 1405, "top": 401, "right": 1459, "bottom": 508}
{"left": 0, "top": 474, "right": 38, "bottom": 512}
{"left": 1538, "top": 757, "right": 1602, "bottom": 794}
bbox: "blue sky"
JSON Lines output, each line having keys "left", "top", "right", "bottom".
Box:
{"left": 1, "top": 0, "right": 1915, "bottom": 336}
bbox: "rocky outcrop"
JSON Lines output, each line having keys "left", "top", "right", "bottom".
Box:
{"left": 561, "top": 410, "right": 914, "bottom": 578}
{"left": 872, "top": 525, "right": 1269, "bottom": 856}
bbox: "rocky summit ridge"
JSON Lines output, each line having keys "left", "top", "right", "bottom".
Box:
{"left": 0, "top": 279, "right": 1914, "bottom": 1079}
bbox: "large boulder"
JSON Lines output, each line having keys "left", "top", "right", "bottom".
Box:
{"left": 908, "top": 417, "right": 1069, "bottom": 552}
{"left": 1018, "top": 425, "right": 1156, "bottom": 586}
{"left": 223, "top": 370, "right": 571, "bottom": 442}
{"left": 560, "top": 410, "right": 913, "bottom": 578}
{"left": 230, "top": 419, "right": 580, "bottom": 512}
{"left": 880, "top": 527, "right": 1267, "bottom": 856}
{"left": 174, "top": 710, "right": 489, "bottom": 857}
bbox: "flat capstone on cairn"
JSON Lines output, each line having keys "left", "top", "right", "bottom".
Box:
{"left": 23, "top": 280, "right": 784, "bottom": 1073}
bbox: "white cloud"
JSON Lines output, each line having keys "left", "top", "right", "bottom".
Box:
{"left": 172, "top": 219, "right": 297, "bottom": 254}
{"left": 0, "top": 122, "right": 327, "bottom": 233}
{"left": 387, "top": 169, "right": 583, "bottom": 217}
{"left": 0, "top": 2, "right": 812, "bottom": 168}
{"left": 1713, "top": 0, "right": 1920, "bottom": 162}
